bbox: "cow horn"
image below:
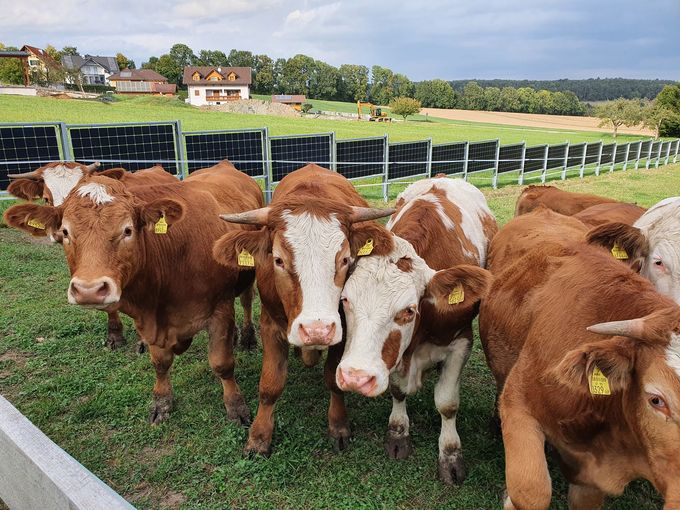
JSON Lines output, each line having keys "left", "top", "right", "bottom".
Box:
{"left": 84, "top": 162, "right": 101, "bottom": 171}
{"left": 7, "top": 169, "right": 42, "bottom": 180}
{"left": 220, "top": 207, "right": 271, "bottom": 225}
{"left": 587, "top": 318, "right": 645, "bottom": 339}
{"left": 349, "top": 206, "right": 395, "bottom": 223}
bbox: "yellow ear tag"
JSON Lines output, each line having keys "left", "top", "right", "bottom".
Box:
{"left": 154, "top": 214, "right": 168, "bottom": 235}
{"left": 448, "top": 283, "right": 465, "bottom": 305}
{"left": 27, "top": 218, "right": 45, "bottom": 230}
{"left": 588, "top": 366, "right": 611, "bottom": 396}
{"left": 238, "top": 249, "right": 255, "bottom": 267}
{"left": 611, "top": 243, "right": 629, "bottom": 260}
{"left": 357, "top": 238, "right": 374, "bottom": 257}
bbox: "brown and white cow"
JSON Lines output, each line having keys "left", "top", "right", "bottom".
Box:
{"left": 572, "top": 201, "right": 647, "bottom": 228}
{"left": 8, "top": 162, "right": 179, "bottom": 350}
{"left": 4, "top": 161, "right": 263, "bottom": 425}
{"left": 482, "top": 241, "right": 680, "bottom": 509}
{"left": 213, "top": 163, "right": 394, "bottom": 455}
{"left": 515, "top": 184, "right": 617, "bottom": 216}
{"left": 334, "top": 177, "right": 497, "bottom": 485}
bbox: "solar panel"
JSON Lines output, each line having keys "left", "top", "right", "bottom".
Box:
{"left": 184, "top": 129, "right": 266, "bottom": 176}
{"left": 467, "top": 140, "right": 497, "bottom": 174}
{"left": 269, "top": 133, "right": 333, "bottom": 183}
{"left": 336, "top": 137, "right": 386, "bottom": 180}
{"left": 498, "top": 143, "right": 524, "bottom": 174}
{"left": 431, "top": 142, "right": 466, "bottom": 176}
{"left": 523, "top": 145, "right": 547, "bottom": 174}
{"left": 0, "top": 124, "right": 63, "bottom": 190}
{"left": 388, "top": 140, "right": 430, "bottom": 180}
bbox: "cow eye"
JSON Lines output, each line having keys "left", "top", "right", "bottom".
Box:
{"left": 655, "top": 259, "right": 663, "bottom": 267}
{"left": 123, "top": 227, "right": 133, "bottom": 237}
{"left": 648, "top": 394, "right": 670, "bottom": 416}
{"left": 274, "top": 257, "right": 285, "bottom": 268}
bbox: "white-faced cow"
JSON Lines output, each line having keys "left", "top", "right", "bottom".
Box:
{"left": 4, "top": 161, "right": 262, "bottom": 425}
{"left": 482, "top": 239, "right": 680, "bottom": 509}
{"left": 213, "top": 163, "right": 394, "bottom": 455}
{"left": 335, "top": 176, "right": 497, "bottom": 485}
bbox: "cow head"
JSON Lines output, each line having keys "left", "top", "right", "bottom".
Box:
{"left": 213, "top": 199, "right": 394, "bottom": 348}
{"left": 8, "top": 162, "right": 101, "bottom": 206}
{"left": 336, "top": 235, "right": 492, "bottom": 397}
{"left": 587, "top": 198, "right": 680, "bottom": 304}
{"left": 3, "top": 176, "right": 184, "bottom": 308}
{"left": 555, "top": 307, "right": 680, "bottom": 491}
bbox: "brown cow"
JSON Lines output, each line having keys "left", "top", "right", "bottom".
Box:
{"left": 482, "top": 242, "right": 680, "bottom": 509}
{"left": 213, "top": 163, "right": 394, "bottom": 455}
{"left": 515, "top": 185, "right": 617, "bottom": 216}
{"left": 573, "top": 202, "right": 647, "bottom": 228}
{"left": 335, "top": 177, "right": 497, "bottom": 485}
{"left": 4, "top": 161, "right": 263, "bottom": 425}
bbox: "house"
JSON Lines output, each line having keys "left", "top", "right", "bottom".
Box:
{"left": 20, "top": 45, "right": 63, "bottom": 83}
{"left": 62, "top": 54, "right": 119, "bottom": 86}
{"left": 272, "top": 94, "right": 307, "bottom": 111}
{"left": 182, "top": 66, "right": 251, "bottom": 106}
{"left": 108, "top": 69, "right": 176, "bottom": 95}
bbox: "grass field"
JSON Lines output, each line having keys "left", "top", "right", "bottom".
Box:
{"left": 0, "top": 94, "right": 645, "bottom": 146}
{"left": 1, "top": 164, "right": 678, "bottom": 509}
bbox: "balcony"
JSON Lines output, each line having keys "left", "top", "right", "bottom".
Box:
{"left": 206, "top": 94, "right": 240, "bottom": 102}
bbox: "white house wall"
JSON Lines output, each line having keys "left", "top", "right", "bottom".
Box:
{"left": 187, "top": 85, "right": 250, "bottom": 106}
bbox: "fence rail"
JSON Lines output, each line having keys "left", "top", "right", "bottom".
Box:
{"left": 1, "top": 121, "right": 679, "bottom": 202}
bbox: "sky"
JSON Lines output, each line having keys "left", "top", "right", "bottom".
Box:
{"left": 1, "top": 0, "right": 679, "bottom": 81}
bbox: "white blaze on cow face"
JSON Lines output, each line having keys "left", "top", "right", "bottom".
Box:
{"left": 337, "top": 237, "right": 433, "bottom": 396}
{"left": 667, "top": 333, "right": 680, "bottom": 378}
{"left": 281, "top": 210, "right": 348, "bottom": 347}
{"left": 76, "top": 183, "right": 114, "bottom": 205}
{"left": 42, "top": 164, "right": 85, "bottom": 206}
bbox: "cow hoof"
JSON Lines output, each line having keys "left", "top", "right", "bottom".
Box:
{"left": 225, "top": 396, "right": 251, "bottom": 427}
{"left": 437, "top": 450, "right": 467, "bottom": 486}
{"left": 243, "top": 438, "right": 272, "bottom": 458}
{"left": 136, "top": 341, "right": 148, "bottom": 354}
{"left": 239, "top": 324, "right": 257, "bottom": 351}
{"left": 385, "top": 434, "right": 413, "bottom": 460}
{"left": 149, "top": 395, "right": 173, "bottom": 425}
{"left": 106, "top": 332, "right": 126, "bottom": 350}
{"left": 329, "top": 427, "right": 351, "bottom": 452}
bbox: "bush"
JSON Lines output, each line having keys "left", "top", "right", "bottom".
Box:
{"left": 388, "top": 96, "right": 421, "bottom": 120}
{"left": 301, "top": 103, "right": 313, "bottom": 114}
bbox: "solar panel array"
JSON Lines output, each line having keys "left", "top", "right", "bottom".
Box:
{"left": 585, "top": 142, "right": 601, "bottom": 165}
{"left": 600, "top": 143, "right": 616, "bottom": 166}
{"left": 269, "top": 134, "right": 333, "bottom": 182}
{"left": 497, "top": 143, "right": 524, "bottom": 174}
{"left": 388, "top": 140, "right": 430, "bottom": 180}
{"left": 183, "top": 129, "right": 266, "bottom": 176}
{"left": 615, "top": 144, "right": 629, "bottom": 164}
{"left": 431, "top": 142, "right": 467, "bottom": 176}
{"left": 467, "top": 140, "right": 498, "bottom": 174}
{"left": 547, "top": 144, "right": 567, "bottom": 171}
{"left": 336, "top": 137, "right": 386, "bottom": 180}
{"left": 0, "top": 124, "right": 62, "bottom": 190}
{"left": 566, "top": 143, "right": 586, "bottom": 169}
{"left": 523, "top": 145, "right": 547, "bottom": 174}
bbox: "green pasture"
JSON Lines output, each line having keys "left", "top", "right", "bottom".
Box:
{"left": 2, "top": 163, "right": 678, "bottom": 509}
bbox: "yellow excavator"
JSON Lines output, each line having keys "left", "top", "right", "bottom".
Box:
{"left": 357, "top": 101, "right": 392, "bottom": 122}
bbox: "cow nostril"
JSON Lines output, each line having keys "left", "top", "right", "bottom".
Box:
{"left": 96, "top": 281, "right": 110, "bottom": 298}
{"left": 70, "top": 282, "right": 80, "bottom": 297}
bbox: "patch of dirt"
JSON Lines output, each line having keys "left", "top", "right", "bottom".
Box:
{"left": 202, "top": 99, "right": 301, "bottom": 118}
{"left": 128, "top": 482, "right": 186, "bottom": 509}
{"left": 420, "top": 107, "right": 654, "bottom": 136}
{"left": 0, "top": 350, "right": 30, "bottom": 367}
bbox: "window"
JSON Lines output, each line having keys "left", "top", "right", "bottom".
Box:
{"left": 227, "top": 72, "right": 237, "bottom": 81}
{"left": 192, "top": 72, "right": 200, "bottom": 81}
{"left": 194, "top": 89, "right": 199, "bottom": 96}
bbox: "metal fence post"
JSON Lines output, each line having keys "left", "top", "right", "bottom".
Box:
{"left": 665, "top": 141, "right": 672, "bottom": 165}
{"left": 265, "top": 129, "right": 274, "bottom": 204}
{"left": 541, "top": 145, "right": 549, "bottom": 183}
{"left": 595, "top": 141, "right": 603, "bottom": 176}
{"left": 579, "top": 143, "right": 587, "bottom": 178}
{"left": 330, "top": 131, "right": 337, "bottom": 172}
{"left": 492, "top": 139, "right": 500, "bottom": 189}
{"left": 635, "top": 141, "right": 643, "bottom": 169}
{"left": 174, "top": 120, "right": 187, "bottom": 179}
{"left": 655, "top": 141, "right": 663, "bottom": 168}
{"left": 646, "top": 140, "right": 654, "bottom": 169}
{"left": 59, "top": 122, "right": 73, "bottom": 161}
{"left": 462, "top": 141, "right": 469, "bottom": 182}
{"left": 382, "top": 135, "right": 389, "bottom": 202}
{"left": 561, "top": 142, "right": 569, "bottom": 180}
{"left": 262, "top": 127, "right": 271, "bottom": 203}
{"left": 622, "top": 143, "right": 631, "bottom": 171}
{"left": 674, "top": 140, "right": 680, "bottom": 163}
{"left": 610, "top": 144, "right": 617, "bottom": 173}
{"left": 518, "top": 142, "right": 526, "bottom": 186}
{"left": 426, "top": 138, "right": 433, "bottom": 178}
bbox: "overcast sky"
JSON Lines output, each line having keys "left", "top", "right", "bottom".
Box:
{"left": 2, "top": 0, "right": 678, "bottom": 81}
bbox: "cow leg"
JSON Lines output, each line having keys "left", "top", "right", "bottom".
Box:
{"left": 501, "top": 403, "right": 551, "bottom": 510}
{"left": 106, "top": 311, "right": 125, "bottom": 350}
{"left": 434, "top": 336, "right": 472, "bottom": 486}
{"left": 208, "top": 299, "right": 250, "bottom": 426}
{"left": 385, "top": 384, "right": 413, "bottom": 460}
{"left": 245, "top": 310, "right": 288, "bottom": 456}
{"left": 325, "top": 342, "right": 350, "bottom": 452}
{"left": 568, "top": 484, "right": 605, "bottom": 510}
{"left": 238, "top": 283, "right": 257, "bottom": 351}
{"left": 148, "top": 344, "right": 175, "bottom": 424}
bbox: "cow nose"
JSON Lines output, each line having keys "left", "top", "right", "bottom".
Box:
{"left": 337, "top": 368, "right": 377, "bottom": 396}
{"left": 298, "top": 321, "right": 337, "bottom": 346}
{"left": 69, "top": 277, "right": 116, "bottom": 305}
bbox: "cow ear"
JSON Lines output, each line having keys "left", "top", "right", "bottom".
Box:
{"left": 350, "top": 222, "right": 394, "bottom": 258}
{"left": 213, "top": 228, "right": 271, "bottom": 269}
{"left": 97, "top": 168, "right": 126, "bottom": 180}
{"left": 3, "top": 203, "right": 62, "bottom": 237}
{"left": 553, "top": 337, "right": 636, "bottom": 394}
{"left": 586, "top": 222, "right": 648, "bottom": 270}
{"left": 138, "top": 198, "right": 185, "bottom": 230}
{"left": 8, "top": 179, "right": 44, "bottom": 201}
{"left": 425, "top": 265, "right": 493, "bottom": 313}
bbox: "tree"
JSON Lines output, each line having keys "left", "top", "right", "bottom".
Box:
{"left": 392, "top": 73, "right": 415, "bottom": 99}
{"left": 309, "top": 60, "right": 338, "bottom": 100}
{"left": 389, "top": 96, "right": 421, "bottom": 120}
{"left": 116, "top": 52, "right": 135, "bottom": 70}
{"left": 370, "top": 65, "right": 394, "bottom": 105}
{"left": 196, "top": 50, "right": 227, "bottom": 67}
{"left": 461, "top": 81, "right": 485, "bottom": 110}
{"left": 415, "top": 79, "right": 456, "bottom": 108}
{"left": 253, "top": 54, "right": 274, "bottom": 94}
{"left": 168, "top": 43, "right": 196, "bottom": 77}
{"left": 0, "top": 43, "right": 24, "bottom": 85}
{"left": 642, "top": 100, "right": 680, "bottom": 139}
{"left": 280, "top": 54, "right": 315, "bottom": 95}
{"left": 655, "top": 83, "right": 680, "bottom": 137}
{"left": 338, "top": 64, "right": 368, "bottom": 102}
{"left": 227, "top": 49, "right": 254, "bottom": 68}
{"left": 60, "top": 46, "right": 78, "bottom": 58}
{"left": 141, "top": 56, "right": 159, "bottom": 70}
{"left": 155, "top": 54, "right": 182, "bottom": 85}
{"left": 44, "top": 45, "right": 61, "bottom": 62}
{"left": 499, "top": 87, "right": 521, "bottom": 112}
{"left": 595, "top": 98, "right": 644, "bottom": 138}
{"left": 483, "top": 86, "right": 502, "bottom": 111}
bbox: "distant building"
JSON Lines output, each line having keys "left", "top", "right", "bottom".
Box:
{"left": 272, "top": 94, "right": 307, "bottom": 111}
{"left": 183, "top": 66, "right": 251, "bottom": 106}
{"left": 20, "top": 45, "right": 62, "bottom": 83}
{"left": 108, "top": 69, "right": 176, "bottom": 95}
{"left": 62, "top": 54, "right": 119, "bottom": 85}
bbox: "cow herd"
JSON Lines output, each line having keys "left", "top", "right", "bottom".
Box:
{"left": 3, "top": 161, "right": 680, "bottom": 508}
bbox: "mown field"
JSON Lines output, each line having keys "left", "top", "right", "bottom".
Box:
{"left": 1, "top": 163, "right": 678, "bottom": 509}
{"left": 0, "top": 94, "right": 645, "bottom": 146}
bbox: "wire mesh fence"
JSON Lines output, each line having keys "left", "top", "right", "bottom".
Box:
{"left": 0, "top": 121, "right": 678, "bottom": 201}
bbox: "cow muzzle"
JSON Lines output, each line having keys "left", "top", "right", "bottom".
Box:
{"left": 68, "top": 276, "right": 120, "bottom": 308}
{"left": 297, "top": 320, "right": 338, "bottom": 346}
{"left": 337, "top": 367, "right": 378, "bottom": 397}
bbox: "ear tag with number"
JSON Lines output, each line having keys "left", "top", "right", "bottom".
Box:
{"left": 27, "top": 218, "right": 45, "bottom": 230}
{"left": 154, "top": 214, "right": 168, "bottom": 235}
{"left": 448, "top": 283, "right": 465, "bottom": 305}
{"left": 238, "top": 249, "right": 255, "bottom": 267}
{"left": 588, "top": 365, "right": 611, "bottom": 396}
{"left": 357, "top": 238, "right": 374, "bottom": 257}
{"left": 611, "top": 243, "right": 629, "bottom": 260}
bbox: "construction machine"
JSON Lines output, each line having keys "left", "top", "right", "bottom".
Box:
{"left": 357, "top": 101, "right": 392, "bottom": 122}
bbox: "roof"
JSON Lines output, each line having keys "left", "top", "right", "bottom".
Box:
{"left": 20, "top": 45, "right": 61, "bottom": 68}
{"left": 109, "top": 69, "right": 168, "bottom": 82}
{"left": 152, "top": 83, "right": 177, "bottom": 94}
{"left": 0, "top": 51, "right": 29, "bottom": 58}
{"left": 183, "top": 66, "right": 251, "bottom": 86}
{"left": 62, "top": 54, "right": 119, "bottom": 73}
{"left": 272, "top": 94, "right": 306, "bottom": 104}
